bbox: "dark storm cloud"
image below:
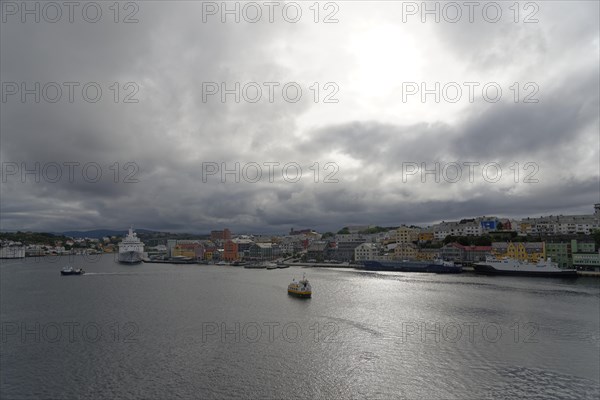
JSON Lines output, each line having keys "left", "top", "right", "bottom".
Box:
{"left": 453, "top": 64, "right": 600, "bottom": 159}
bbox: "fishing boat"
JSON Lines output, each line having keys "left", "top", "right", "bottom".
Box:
{"left": 287, "top": 274, "right": 312, "bottom": 298}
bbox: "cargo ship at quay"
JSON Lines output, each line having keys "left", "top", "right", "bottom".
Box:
{"left": 361, "top": 258, "right": 462, "bottom": 273}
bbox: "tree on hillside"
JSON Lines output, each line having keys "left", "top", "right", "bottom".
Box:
{"left": 473, "top": 236, "right": 492, "bottom": 246}
{"left": 457, "top": 237, "right": 470, "bottom": 246}
{"left": 443, "top": 235, "right": 457, "bottom": 244}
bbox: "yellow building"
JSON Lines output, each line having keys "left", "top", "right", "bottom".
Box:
{"left": 394, "top": 243, "right": 418, "bottom": 260}
{"left": 416, "top": 248, "right": 439, "bottom": 261}
{"left": 418, "top": 232, "right": 434, "bottom": 242}
{"left": 519, "top": 223, "right": 532, "bottom": 234}
{"left": 172, "top": 244, "right": 203, "bottom": 259}
{"left": 492, "top": 242, "right": 545, "bottom": 262}
{"left": 394, "top": 227, "right": 419, "bottom": 244}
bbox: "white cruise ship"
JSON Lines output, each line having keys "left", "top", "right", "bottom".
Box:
{"left": 474, "top": 256, "right": 577, "bottom": 277}
{"left": 118, "top": 227, "right": 145, "bottom": 264}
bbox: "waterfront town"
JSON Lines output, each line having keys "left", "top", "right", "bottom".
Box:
{"left": 2, "top": 204, "right": 600, "bottom": 272}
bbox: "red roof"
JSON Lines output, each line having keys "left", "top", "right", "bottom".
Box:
{"left": 452, "top": 243, "right": 492, "bottom": 251}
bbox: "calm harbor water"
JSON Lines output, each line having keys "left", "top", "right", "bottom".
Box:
{"left": 1, "top": 255, "right": 599, "bottom": 399}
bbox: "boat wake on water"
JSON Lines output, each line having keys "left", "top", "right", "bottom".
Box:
{"left": 82, "top": 272, "right": 151, "bottom": 276}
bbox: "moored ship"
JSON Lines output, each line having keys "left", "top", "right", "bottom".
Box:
{"left": 426, "top": 258, "right": 462, "bottom": 274}
{"left": 244, "top": 262, "right": 266, "bottom": 269}
{"left": 474, "top": 256, "right": 577, "bottom": 277}
{"left": 361, "top": 258, "right": 461, "bottom": 273}
{"left": 118, "top": 227, "right": 145, "bottom": 264}
{"left": 265, "top": 262, "right": 278, "bottom": 270}
{"left": 288, "top": 274, "right": 312, "bottom": 298}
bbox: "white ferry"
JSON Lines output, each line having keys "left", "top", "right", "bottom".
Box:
{"left": 474, "top": 256, "right": 577, "bottom": 277}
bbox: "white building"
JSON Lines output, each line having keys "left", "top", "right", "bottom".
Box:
{"left": 432, "top": 220, "right": 483, "bottom": 240}
{"left": 354, "top": 243, "right": 381, "bottom": 262}
{"left": 520, "top": 204, "right": 600, "bottom": 235}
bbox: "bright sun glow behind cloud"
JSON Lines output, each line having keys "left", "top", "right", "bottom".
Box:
{"left": 347, "top": 24, "right": 424, "bottom": 96}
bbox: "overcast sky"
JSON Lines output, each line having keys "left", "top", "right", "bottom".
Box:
{"left": 1, "top": 1, "right": 598, "bottom": 234}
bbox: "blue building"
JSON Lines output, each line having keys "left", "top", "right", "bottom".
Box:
{"left": 481, "top": 220, "right": 497, "bottom": 230}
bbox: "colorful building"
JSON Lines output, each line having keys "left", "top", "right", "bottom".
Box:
{"left": 210, "top": 229, "right": 232, "bottom": 241}
{"left": 492, "top": 242, "right": 545, "bottom": 262}
{"left": 172, "top": 243, "right": 204, "bottom": 259}
{"left": 416, "top": 248, "right": 439, "bottom": 261}
{"left": 418, "top": 231, "right": 435, "bottom": 242}
{"left": 223, "top": 240, "right": 239, "bottom": 261}
{"left": 440, "top": 243, "right": 491, "bottom": 263}
{"left": 355, "top": 243, "right": 380, "bottom": 262}
{"left": 394, "top": 227, "right": 419, "bottom": 244}
{"left": 572, "top": 251, "right": 600, "bottom": 270}
{"left": 393, "top": 243, "right": 418, "bottom": 260}
{"left": 546, "top": 240, "right": 596, "bottom": 268}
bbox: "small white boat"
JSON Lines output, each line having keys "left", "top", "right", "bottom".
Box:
{"left": 61, "top": 266, "right": 85, "bottom": 276}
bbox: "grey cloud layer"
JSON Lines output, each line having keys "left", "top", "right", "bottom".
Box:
{"left": 1, "top": 1, "right": 598, "bottom": 233}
